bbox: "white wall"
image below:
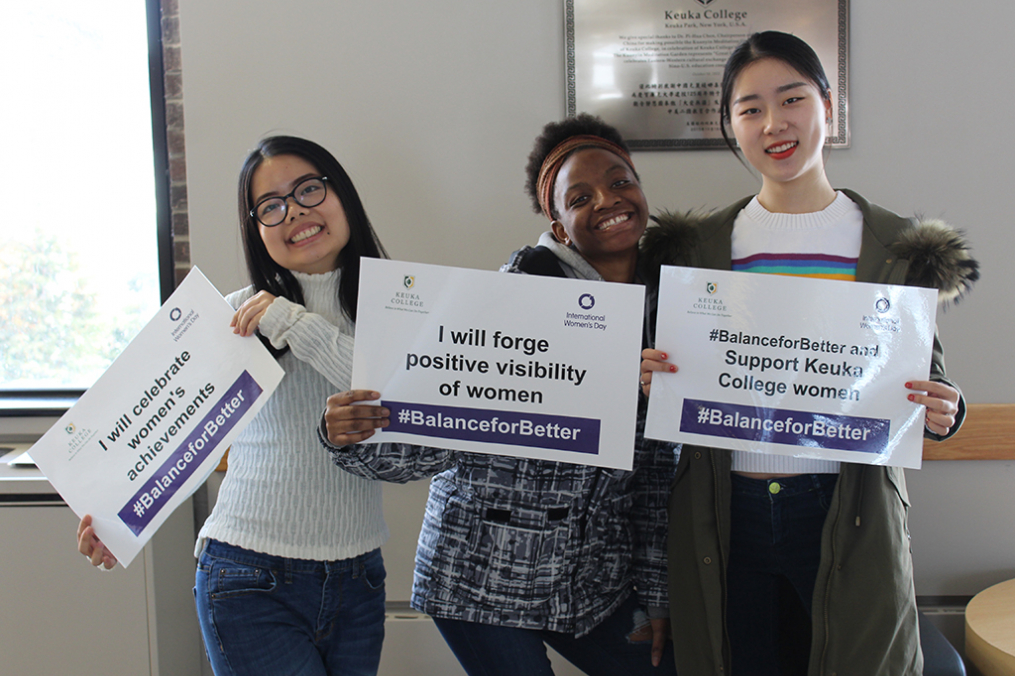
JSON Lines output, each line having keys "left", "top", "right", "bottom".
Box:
{"left": 178, "top": 0, "right": 1014, "bottom": 597}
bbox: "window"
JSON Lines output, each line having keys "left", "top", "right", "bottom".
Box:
{"left": 0, "top": 0, "right": 172, "bottom": 414}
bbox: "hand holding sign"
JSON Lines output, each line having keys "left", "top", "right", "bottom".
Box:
{"left": 906, "top": 379, "right": 961, "bottom": 437}
{"left": 77, "top": 514, "right": 117, "bottom": 570}
{"left": 324, "top": 390, "right": 390, "bottom": 444}
{"left": 639, "top": 348, "right": 677, "bottom": 396}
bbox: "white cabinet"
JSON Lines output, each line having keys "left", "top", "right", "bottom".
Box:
{"left": 0, "top": 505, "right": 152, "bottom": 674}
{"left": 0, "top": 447, "right": 205, "bottom": 676}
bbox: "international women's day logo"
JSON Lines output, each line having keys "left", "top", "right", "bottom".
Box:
{"left": 860, "top": 296, "right": 900, "bottom": 333}
{"left": 564, "top": 293, "right": 606, "bottom": 331}
{"left": 170, "top": 305, "right": 199, "bottom": 343}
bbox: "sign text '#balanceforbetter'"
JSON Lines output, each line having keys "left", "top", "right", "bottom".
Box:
{"left": 117, "top": 371, "right": 262, "bottom": 535}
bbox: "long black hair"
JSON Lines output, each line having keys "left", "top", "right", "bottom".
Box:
{"left": 719, "top": 31, "right": 832, "bottom": 154}
{"left": 237, "top": 136, "right": 387, "bottom": 328}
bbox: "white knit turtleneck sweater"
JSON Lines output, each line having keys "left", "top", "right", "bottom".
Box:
{"left": 196, "top": 269, "right": 388, "bottom": 560}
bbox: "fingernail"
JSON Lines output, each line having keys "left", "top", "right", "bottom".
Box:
{"left": 661, "top": 353, "right": 667, "bottom": 360}
{"left": 669, "top": 365, "right": 677, "bottom": 372}
{"left": 908, "top": 394, "right": 915, "bottom": 402}
{"left": 905, "top": 382, "right": 912, "bottom": 389}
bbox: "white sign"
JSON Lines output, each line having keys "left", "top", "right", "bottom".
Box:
{"left": 353, "top": 258, "right": 646, "bottom": 470}
{"left": 30, "top": 269, "right": 284, "bottom": 566}
{"left": 645, "top": 267, "right": 937, "bottom": 469}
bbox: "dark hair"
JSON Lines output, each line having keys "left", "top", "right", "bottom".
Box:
{"left": 237, "top": 136, "right": 387, "bottom": 334}
{"left": 719, "top": 31, "right": 831, "bottom": 154}
{"left": 524, "top": 113, "right": 634, "bottom": 219}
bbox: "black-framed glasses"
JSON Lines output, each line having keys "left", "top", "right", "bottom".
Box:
{"left": 251, "top": 176, "right": 329, "bottom": 227}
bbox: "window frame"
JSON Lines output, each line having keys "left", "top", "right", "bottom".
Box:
{"left": 0, "top": 0, "right": 174, "bottom": 418}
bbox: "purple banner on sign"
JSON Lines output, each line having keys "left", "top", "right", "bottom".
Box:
{"left": 118, "top": 371, "right": 262, "bottom": 535}
{"left": 679, "top": 398, "right": 890, "bottom": 454}
{"left": 382, "top": 400, "right": 600, "bottom": 455}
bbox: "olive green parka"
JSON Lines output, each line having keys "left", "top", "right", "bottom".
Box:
{"left": 642, "top": 190, "right": 979, "bottom": 676}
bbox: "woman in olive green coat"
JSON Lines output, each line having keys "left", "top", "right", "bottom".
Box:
{"left": 640, "top": 32, "right": 978, "bottom": 676}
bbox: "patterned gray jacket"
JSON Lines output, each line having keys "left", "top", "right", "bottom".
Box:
{"left": 318, "top": 232, "right": 678, "bottom": 636}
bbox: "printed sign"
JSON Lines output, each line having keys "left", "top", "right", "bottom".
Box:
{"left": 352, "top": 258, "right": 645, "bottom": 470}
{"left": 645, "top": 266, "right": 936, "bottom": 468}
{"left": 29, "top": 269, "right": 284, "bottom": 566}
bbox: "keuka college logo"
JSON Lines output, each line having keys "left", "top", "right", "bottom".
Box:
{"left": 694, "top": 0, "right": 716, "bottom": 5}
{"left": 693, "top": 282, "right": 728, "bottom": 314}
{"left": 389, "top": 274, "right": 426, "bottom": 312}
{"left": 63, "top": 422, "right": 99, "bottom": 455}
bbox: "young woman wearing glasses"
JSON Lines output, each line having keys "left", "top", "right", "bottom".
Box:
{"left": 78, "top": 135, "right": 390, "bottom": 676}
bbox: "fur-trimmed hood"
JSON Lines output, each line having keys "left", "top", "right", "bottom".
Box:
{"left": 891, "top": 218, "right": 979, "bottom": 303}
{"left": 641, "top": 199, "right": 979, "bottom": 305}
{"left": 641, "top": 209, "right": 711, "bottom": 277}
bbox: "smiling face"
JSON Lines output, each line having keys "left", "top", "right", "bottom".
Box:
{"left": 728, "top": 57, "right": 832, "bottom": 193}
{"left": 250, "top": 154, "right": 350, "bottom": 275}
{"left": 550, "top": 147, "right": 648, "bottom": 266}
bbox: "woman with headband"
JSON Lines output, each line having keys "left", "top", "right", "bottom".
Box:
{"left": 319, "top": 114, "right": 678, "bottom": 676}
{"left": 519, "top": 115, "right": 648, "bottom": 284}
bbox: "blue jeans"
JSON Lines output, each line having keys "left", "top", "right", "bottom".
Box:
{"left": 726, "top": 473, "right": 839, "bottom": 676}
{"left": 432, "top": 593, "right": 677, "bottom": 676}
{"left": 195, "top": 540, "right": 385, "bottom": 676}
